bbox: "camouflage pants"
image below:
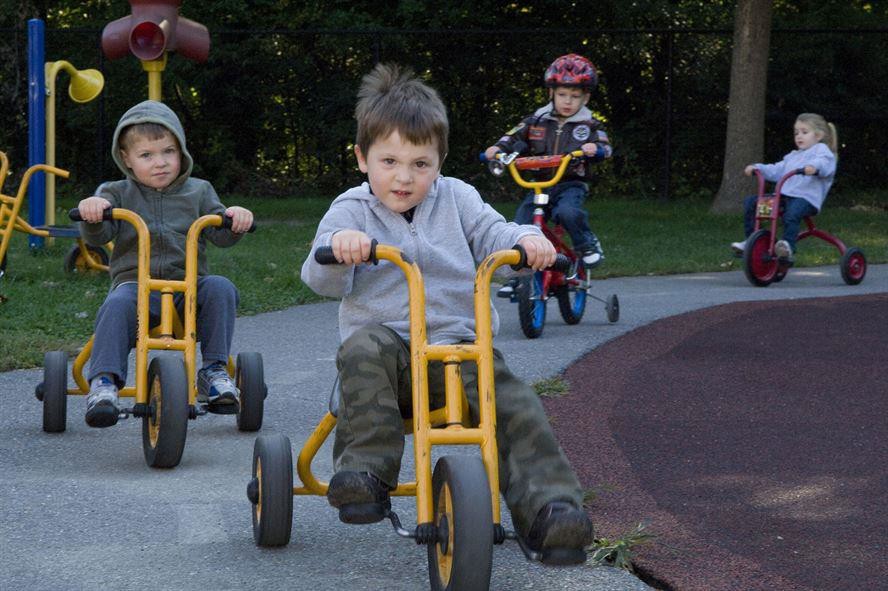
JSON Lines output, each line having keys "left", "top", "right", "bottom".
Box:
{"left": 334, "top": 323, "right": 583, "bottom": 533}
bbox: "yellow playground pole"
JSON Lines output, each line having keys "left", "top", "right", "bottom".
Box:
{"left": 44, "top": 60, "right": 104, "bottom": 228}
{"left": 141, "top": 54, "right": 168, "bottom": 101}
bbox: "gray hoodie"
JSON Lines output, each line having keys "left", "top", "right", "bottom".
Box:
{"left": 300, "top": 176, "right": 541, "bottom": 344}
{"left": 80, "top": 100, "right": 239, "bottom": 288}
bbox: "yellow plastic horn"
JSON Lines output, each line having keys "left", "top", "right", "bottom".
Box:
{"left": 68, "top": 68, "right": 104, "bottom": 103}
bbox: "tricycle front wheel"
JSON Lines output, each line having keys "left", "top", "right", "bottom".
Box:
{"left": 743, "top": 229, "right": 779, "bottom": 287}
{"left": 249, "top": 433, "right": 293, "bottom": 547}
{"left": 142, "top": 356, "right": 189, "bottom": 468}
{"left": 427, "top": 455, "right": 493, "bottom": 591}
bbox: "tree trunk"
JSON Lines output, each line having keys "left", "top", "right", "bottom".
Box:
{"left": 711, "top": 0, "right": 773, "bottom": 214}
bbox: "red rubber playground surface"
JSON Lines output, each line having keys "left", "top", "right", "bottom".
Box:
{"left": 547, "top": 293, "right": 888, "bottom": 591}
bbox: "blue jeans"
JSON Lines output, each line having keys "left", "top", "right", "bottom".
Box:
{"left": 514, "top": 181, "right": 599, "bottom": 253}
{"left": 742, "top": 194, "right": 818, "bottom": 252}
{"left": 88, "top": 275, "right": 239, "bottom": 383}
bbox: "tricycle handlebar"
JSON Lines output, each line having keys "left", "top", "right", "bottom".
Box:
{"left": 69, "top": 208, "right": 257, "bottom": 232}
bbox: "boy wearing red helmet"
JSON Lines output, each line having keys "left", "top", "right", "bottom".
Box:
{"left": 485, "top": 54, "right": 612, "bottom": 297}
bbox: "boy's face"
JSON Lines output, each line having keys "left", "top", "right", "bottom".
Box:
{"left": 551, "top": 87, "right": 590, "bottom": 119}
{"left": 355, "top": 130, "right": 440, "bottom": 214}
{"left": 794, "top": 121, "right": 823, "bottom": 150}
{"left": 120, "top": 131, "right": 181, "bottom": 190}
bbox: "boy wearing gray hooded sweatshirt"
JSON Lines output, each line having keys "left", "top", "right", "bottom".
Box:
{"left": 300, "top": 64, "right": 594, "bottom": 565}
{"left": 78, "top": 100, "right": 253, "bottom": 428}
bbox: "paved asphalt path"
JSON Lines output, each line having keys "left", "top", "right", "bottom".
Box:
{"left": 2, "top": 263, "right": 885, "bottom": 591}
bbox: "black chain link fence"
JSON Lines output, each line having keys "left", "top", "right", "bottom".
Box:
{"left": 1, "top": 27, "right": 885, "bottom": 204}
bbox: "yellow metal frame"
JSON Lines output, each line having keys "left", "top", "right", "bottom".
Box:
{"left": 293, "top": 245, "right": 523, "bottom": 527}
{"left": 0, "top": 151, "right": 109, "bottom": 274}
{"left": 504, "top": 149, "right": 584, "bottom": 194}
{"left": 67, "top": 210, "right": 232, "bottom": 407}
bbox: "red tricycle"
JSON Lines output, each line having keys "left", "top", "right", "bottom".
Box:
{"left": 740, "top": 168, "right": 867, "bottom": 287}
{"left": 485, "top": 149, "right": 618, "bottom": 339}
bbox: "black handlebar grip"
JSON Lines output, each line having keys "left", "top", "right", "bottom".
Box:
{"left": 314, "top": 246, "right": 339, "bottom": 265}
{"left": 314, "top": 239, "right": 379, "bottom": 265}
{"left": 509, "top": 244, "right": 528, "bottom": 271}
{"left": 551, "top": 253, "right": 572, "bottom": 274}
{"left": 220, "top": 215, "right": 257, "bottom": 233}
{"left": 68, "top": 207, "right": 113, "bottom": 222}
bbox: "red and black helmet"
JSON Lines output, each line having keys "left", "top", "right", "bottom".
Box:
{"left": 544, "top": 54, "right": 598, "bottom": 90}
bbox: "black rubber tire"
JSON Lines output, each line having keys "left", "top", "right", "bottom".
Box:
{"left": 839, "top": 247, "right": 867, "bottom": 285}
{"left": 142, "top": 356, "right": 189, "bottom": 468}
{"left": 517, "top": 273, "right": 545, "bottom": 339}
{"left": 250, "top": 433, "right": 294, "bottom": 547}
{"left": 743, "top": 229, "right": 778, "bottom": 287}
{"left": 42, "top": 351, "right": 68, "bottom": 433}
{"left": 606, "top": 294, "right": 620, "bottom": 323}
{"left": 427, "top": 455, "right": 494, "bottom": 591}
{"left": 63, "top": 244, "right": 109, "bottom": 274}
{"left": 236, "top": 352, "right": 265, "bottom": 432}
{"left": 555, "top": 282, "right": 586, "bottom": 325}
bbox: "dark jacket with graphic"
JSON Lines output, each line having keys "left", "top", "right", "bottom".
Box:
{"left": 493, "top": 104, "right": 612, "bottom": 182}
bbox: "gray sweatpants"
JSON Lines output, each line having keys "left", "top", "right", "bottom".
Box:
{"left": 88, "top": 275, "right": 239, "bottom": 383}
{"left": 334, "top": 323, "right": 584, "bottom": 534}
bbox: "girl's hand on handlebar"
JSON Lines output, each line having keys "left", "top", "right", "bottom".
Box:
{"left": 225, "top": 206, "right": 254, "bottom": 234}
{"left": 331, "top": 229, "right": 374, "bottom": 265}
{"left": 77, "top": 196, "right": 112, "bottom": 223}
{"left": 518, "top": 235, "right": 557, "bottom": 271}
{"left": 803, "top": 165, "right": 817, "bottom": 175}
{"left": 744, "top": 164, "right": 756, "bottom": 176}
{"left": 484, "top": 146, "right": 502, "bottom": 161}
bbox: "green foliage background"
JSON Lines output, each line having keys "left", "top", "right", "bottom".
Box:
{"left": 1, "top": 1, "right": 887, "bottom": 204}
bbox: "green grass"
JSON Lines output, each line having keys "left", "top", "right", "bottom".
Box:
{"left": 1, "top": 195, "right": 885, "bottom": 371}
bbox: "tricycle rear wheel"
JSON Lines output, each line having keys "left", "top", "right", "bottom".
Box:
{"left": 840, "top": 247, "right": 867, "bottom": 285}
{"left": 42, "top": 351, "right": 68, "bottom": 433}
{"left": 63, "top": 244, "right": 108, "bottom": 274}
{"left": 236, "top": 352, "right": 265, "bottom": 432}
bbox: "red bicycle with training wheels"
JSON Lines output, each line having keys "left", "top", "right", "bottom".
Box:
{"left": 484, "top": 149, "right": 619, "bottom": 338}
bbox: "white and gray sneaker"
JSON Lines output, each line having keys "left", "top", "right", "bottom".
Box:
{"left": 582, "top": 249, "right": 604, "bottom": 269}
{"left": 497, "top": 278, "right": 519, "bottom": 298}
{"left": 775, "top": 239, "right": 794, "bottom": 261}
{"left": 197, "top": 362, "right": 239, "bottom": 410}
{"left": 85, "top": 375, "right": 120, "bottom": 428}
{"left": 730, "top": 239, "right": 747, "bottom": 255}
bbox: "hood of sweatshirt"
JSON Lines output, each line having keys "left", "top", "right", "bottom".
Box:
{"left": 111, "top": 100, "right": 194, "bottom": 189}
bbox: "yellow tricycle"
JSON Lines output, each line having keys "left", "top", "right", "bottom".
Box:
{"left": 36, "top": 207, "right": 266, "bottom": 468}
{"left": 0, "top": 150, "right": 109, "bottom": 278}
{"left": 247, "top": 241, "right": 569, "bottom": 591}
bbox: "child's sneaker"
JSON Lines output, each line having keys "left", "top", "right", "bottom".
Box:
{"left": 775, "top": 239, "right": 794, "bottom": 261}
{"left": 326, "top": 470, "right": 391, "bottom": 524}
{"left": 522, "top": 500, "right": 594, "bottom": 566}
{"left": 730, "top": 239, "right": 747, "bottom": 255}
{"left": 197, "top": 362, "right": 239, "bottom": 410}
{"left": 85, "top": 376, "right": 120, "bottom": 428}
{"left": 582, "top": 249, "right": 604, "bottom": 269}
{"left": 497, "top": 278, "right": 519, "bottom": 298}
